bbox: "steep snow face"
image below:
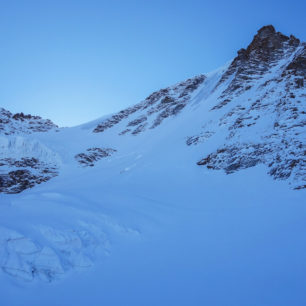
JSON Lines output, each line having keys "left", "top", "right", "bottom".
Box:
{"left": 0, "top": 25, "right": 305, "bottom": 294}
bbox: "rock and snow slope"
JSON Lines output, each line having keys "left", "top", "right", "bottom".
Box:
{"left": 0, "top": 25, "right": 305, "bottom": 306}
{"left": 91, "top": 25, "right": 305, "bottom": 190}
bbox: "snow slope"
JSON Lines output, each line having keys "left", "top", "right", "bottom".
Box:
{"left": 0, "top": 25, "right": 305, "bottom": 306}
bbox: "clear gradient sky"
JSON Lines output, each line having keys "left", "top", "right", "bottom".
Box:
{"left": 0, "top": 0, "right": 305, "bottom": 126}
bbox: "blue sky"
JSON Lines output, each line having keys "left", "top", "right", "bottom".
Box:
{"left": 0, "top": 0, "right": 305, "bottom": 126}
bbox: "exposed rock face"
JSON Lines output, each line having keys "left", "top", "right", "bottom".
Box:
{"left": 75, "top": 148, "right": 117, "bottom": 167}
{"left": 93, "top": 75, "right": 206, "bottom": 135}
{"left": 197, "top": 142, "right": 305, "bottom": 189}
{"left": 0, "top": 158, "right": 58, "bottom": 194}
{"left": 245, "top": 25, "right": 300, "bottom": 58}
{"left": 194, "top": 25, "right": 305, "bottom": 189}
{"left": 285, "top": 43, "right": 306, "bottom": 78}
{"left": 0, "top": 108, "right": 58, "bottom": 135}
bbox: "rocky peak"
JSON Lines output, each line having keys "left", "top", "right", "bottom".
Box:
{"left": 214, "top": 25, "right": 302, "bottom": 99}
{"left": 256, "top": 24, "right": 276, "bottom": 37}
{"left": 0, "top": 107, "right": 59, "bottom": 135}
{"left": 194, "top": 26, "right": 306, "bottom": 190}
{"left": 245, "top": 25, "right": 299, "bottom": 58}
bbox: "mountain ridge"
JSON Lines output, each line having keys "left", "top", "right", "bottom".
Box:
{"left": 0, "top": 25, "right": 305, "bottom": 194}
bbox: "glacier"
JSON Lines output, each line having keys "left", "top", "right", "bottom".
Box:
{"left": 0, "top": 25, "right": 305, "bottom": 306}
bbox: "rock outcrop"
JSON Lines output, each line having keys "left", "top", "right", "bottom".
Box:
{"left": 0, "top": 108, "right": 58, "bottom": 135}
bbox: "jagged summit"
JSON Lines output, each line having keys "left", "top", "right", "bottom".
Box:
{"left": 214, "top": 25, "right": 303, "bottom": 100}
{"left": 257, "top": 24, "right": 276, "bottom": 35}
{"left": 240, "top": 25, "right": 300, "bottom": 60}
{"left": 232, "top": 25, "right": 301, "bottom": 67}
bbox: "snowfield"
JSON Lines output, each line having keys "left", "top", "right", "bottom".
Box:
{"left": 1, "top": 162, "right": 305, "bottom": 305}
{"left": 0, "top": 25, "right": 305, "bottom": 305}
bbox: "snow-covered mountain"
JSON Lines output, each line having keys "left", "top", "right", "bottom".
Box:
{"left": 91, "top": 25, "right": 305, "bottom": 190}
{"left": 1, "top": 25, "right": 304, "bottom": 194}
{"left": 0, "top": 26, "right": 305, "bottom": 306}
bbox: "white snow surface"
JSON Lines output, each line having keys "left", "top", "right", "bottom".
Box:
{"left": 0, "top": 30, "right": 306, "bottom": 305}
